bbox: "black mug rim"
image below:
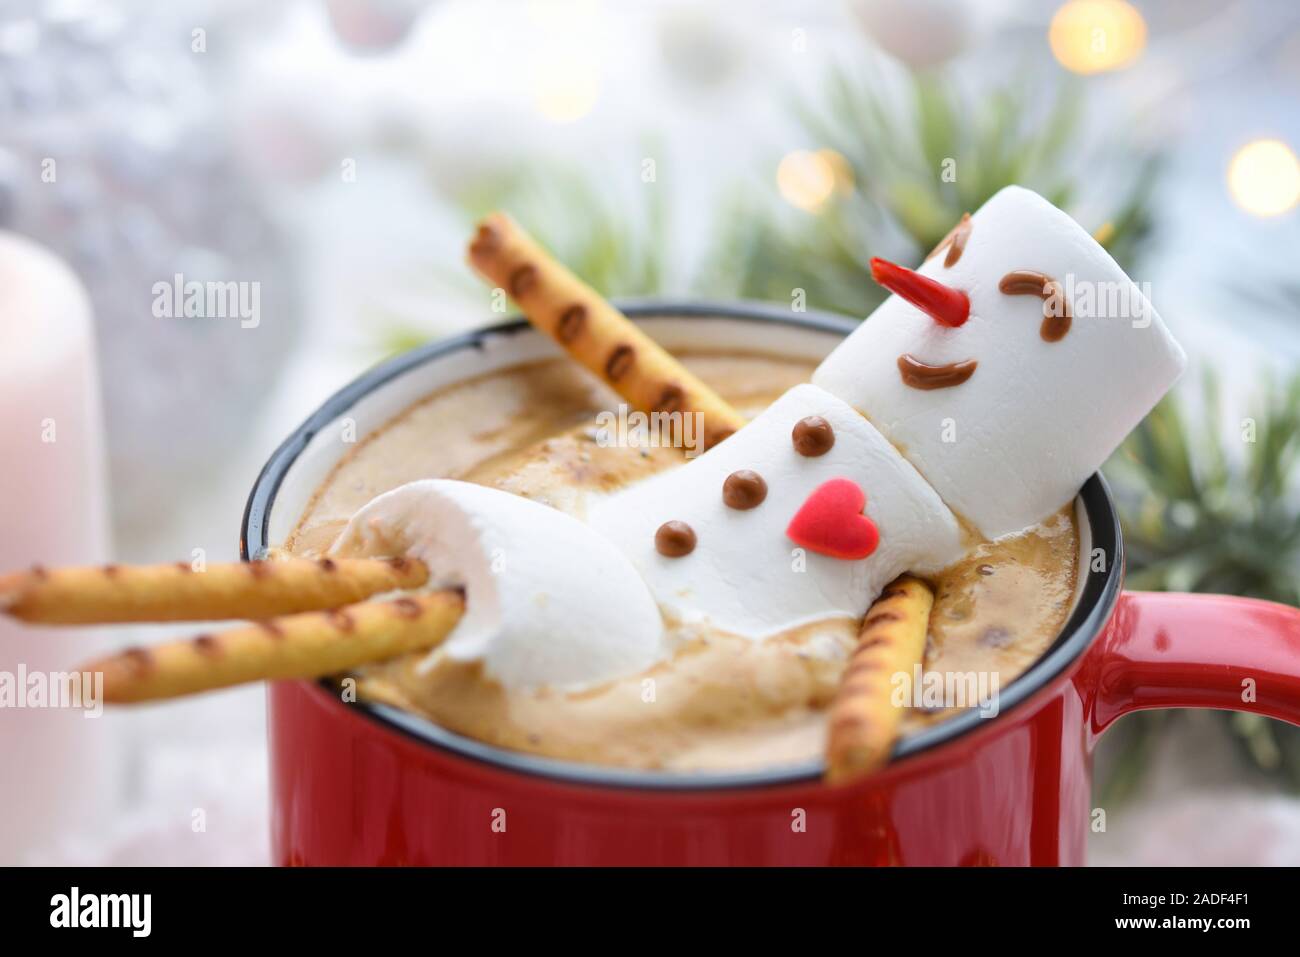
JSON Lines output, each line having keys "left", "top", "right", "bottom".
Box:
{"left": 242, "top": 299, "right": 1124, "bottom": 792}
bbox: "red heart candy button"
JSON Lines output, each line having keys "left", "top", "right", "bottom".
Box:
{"left": 786, "top": 478, "right": 880, "bottom": 560}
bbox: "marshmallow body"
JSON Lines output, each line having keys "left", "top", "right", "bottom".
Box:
{"left": 813, "top": 186, "right": 1186, "bottom": 539}
{"left": 333, "top": 479, "right": 666, "bottom": 690}
{"left": 589, "top": 384, "right": 963, "bottom": 639}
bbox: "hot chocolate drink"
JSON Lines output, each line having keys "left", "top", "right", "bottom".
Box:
{"left": 0, "top": 186, "right": 1185, "bottom": 803}
{"left": 283, "top": 351, "right": 1078, "bottom": 771}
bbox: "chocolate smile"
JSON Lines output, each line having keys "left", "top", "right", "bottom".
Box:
{"left": 897, "top": 354, "right": 978, "bottom": 390}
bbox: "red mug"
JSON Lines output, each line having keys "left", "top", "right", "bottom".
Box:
{"left": 244, "top": 303, "right": 1300, "bottom": 866}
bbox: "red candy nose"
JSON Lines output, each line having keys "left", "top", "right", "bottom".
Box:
{"left": 870, "top": 257, "right": 970, "bottom": 328}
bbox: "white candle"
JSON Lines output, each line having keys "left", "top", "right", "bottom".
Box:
{"left": 0, "top": 232, "right": 114, "bottom": 863}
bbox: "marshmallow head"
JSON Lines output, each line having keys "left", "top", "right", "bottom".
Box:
{"left": 333, "top": 479, "right": 666, "bottom": 690}
{"left": 589, "top": 385, "right": 963, "bottom": 639}
{"left": 813, "top": 186, "right": 1186, "bottom": 539}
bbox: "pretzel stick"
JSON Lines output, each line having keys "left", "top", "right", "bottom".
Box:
{"left": 825, "top": 575, "right": 934, "bottom": 785}
{"left": 82, "top": 590, "right": 464, "bottom": 703}
{"left": 0, "top": 557, "right": 428, "bottom": 625}
{"left": 467, "top": 213, "right": 748, "bottom": 449}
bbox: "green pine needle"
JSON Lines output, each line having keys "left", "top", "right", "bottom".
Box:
{"left": 709, "top": 65, "right": 1161, "bottom": 318}
{"left": 1104, "top": 369, "right": 1300, "bottom": 793}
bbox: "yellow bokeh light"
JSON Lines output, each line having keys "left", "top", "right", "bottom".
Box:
{"left": 1049, "top": 0, "right": 1147, "bottom": 75}
{"left": 533, "top": 62, "right": 601, "bottom": 123}
{"left": 527, "top": 0, "right": 603, "bottom": 123}
{"left": 777, "top": 150, "right": 838, "bottom": 212}
{"left": 1228, "top": 139, "right": 1300, "bottom": 217}
{"left": 816, "top": 148, "right": 855, "bottom": 197}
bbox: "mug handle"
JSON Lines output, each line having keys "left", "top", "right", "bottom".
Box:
{"left": 1090, "top": 590, "right": 1300, "bottom": 733}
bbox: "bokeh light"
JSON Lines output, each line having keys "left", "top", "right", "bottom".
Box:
{"left": 528, "top": 0, "right": 603, "bottom": 123}
{"left": 817, "top": 148, "right": 855, "bottom": 197}
{"left": 777, "top": 150, "right": 841, "bottom": 212}
{"left": 1049, "top": 0, "right": 1147, "bottom": 75}
{"left": 533, "top": 62, "right": 601, "bottom": 123}
{"left": 1227, "top": 139, "right": 1300, "bottom": 217}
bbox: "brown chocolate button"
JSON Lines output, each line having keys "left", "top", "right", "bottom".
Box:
{"left": 654, "top": 520, "right": 696, "bottom": 557}
{"left": 722, "top": 470, "right": 767, "bottom": 510}
{"left": 557, "top": 305, "right": 586, "bottom": 343}
{"left": 606, "top": 344, "right": 635, "bottom": 381}
{"left": 792, "top": 416, "right": 834, "bottom": 456}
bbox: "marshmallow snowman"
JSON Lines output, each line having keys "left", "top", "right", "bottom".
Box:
{"left": 347, "top": 186, "right": 1185, "bottom": 688}
{"left": 591, "top": 186, "right": 1184, "bottom": 639}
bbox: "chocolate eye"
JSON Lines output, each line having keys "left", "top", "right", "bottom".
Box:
{"left": 997, "top": 270, "right": 1072, "bottom": 342}
{"left": 926, "top": 213, "right": 971, "bottom": 268}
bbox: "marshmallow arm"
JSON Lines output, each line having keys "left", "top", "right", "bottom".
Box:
{"left": 589, "top": 385, "right": 963, "bottom": 639}
{"left": 333, "top": 480, "right": 665, "bottom": 690}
